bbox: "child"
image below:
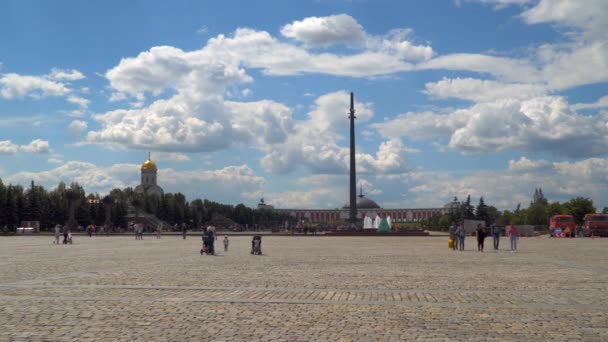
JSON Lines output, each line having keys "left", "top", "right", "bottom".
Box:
{"left": 223, "top": 236, "right": 229, "bottom": 252}
{"left": 201, "top": 235, "right": 209, "bottom": 255}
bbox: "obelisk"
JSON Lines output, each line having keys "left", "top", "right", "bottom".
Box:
{"left": 348, "top": 92, "right": 357, "bottom": 222}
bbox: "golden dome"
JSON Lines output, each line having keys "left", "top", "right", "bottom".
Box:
{"left": 141, "top": 159, "right": 157, "bottom": 171}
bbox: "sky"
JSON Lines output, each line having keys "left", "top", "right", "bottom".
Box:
{"left": 1, "top": 0, "right": 607, "bottom": 211}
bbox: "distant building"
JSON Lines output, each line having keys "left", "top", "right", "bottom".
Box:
{"left": 134, "top": 153, "right": 164, "bottom": 197}
{"left": 257, "top": 198, "right": 274, "bottom": 210}
{"left": 270, "top": 188, "right": 448, "bottom": 223}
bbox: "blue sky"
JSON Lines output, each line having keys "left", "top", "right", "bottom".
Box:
{"left": 1, "top": 0, "right": 607, "bottom": 210}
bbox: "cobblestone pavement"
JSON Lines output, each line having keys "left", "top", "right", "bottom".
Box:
{"left": 0, "top": 235, "right": 607, "bottom": 341}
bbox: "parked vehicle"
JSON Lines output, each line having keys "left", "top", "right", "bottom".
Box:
{"left": 549, "top": 214, "right": 575, "bottom": 237}
{"left": 584, "top": 214, "right": 608, "bottom": 237}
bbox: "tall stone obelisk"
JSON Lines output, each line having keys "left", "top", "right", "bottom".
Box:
{"left": 348, "top": 92, "right": 357, "bottom": 222}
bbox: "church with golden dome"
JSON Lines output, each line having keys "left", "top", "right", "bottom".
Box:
{"left": 134, "top": 153, "right": 164, "bottom": 196}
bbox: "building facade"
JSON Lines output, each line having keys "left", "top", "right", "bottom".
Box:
{"left": 268, "top": 191, "right": 448, "bottom": 223}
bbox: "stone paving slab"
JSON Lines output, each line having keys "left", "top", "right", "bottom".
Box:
{"left": 0, "top": 235, "right": 607, "bottom": 341}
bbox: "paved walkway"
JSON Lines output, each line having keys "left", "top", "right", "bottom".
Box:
{"left": 0, "top": 235, "right": 607, "bottom": 341}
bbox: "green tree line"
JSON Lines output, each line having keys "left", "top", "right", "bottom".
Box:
{"left": 426, "top": 189, "right": 599, "bottom": 228}
{"left": 0, "top": 179, "right": 293, "bottom": 232}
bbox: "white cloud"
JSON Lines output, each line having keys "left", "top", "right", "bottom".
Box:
{"left": 67, "top": 95, "right": 90, "bottom": 108}
{"left": 47, "top": 68, "right": 85, "bottom": 81}
{"left": 573, "top": 95, "right": 608, "bottom": 110}
{"left": 152, "top": 152, "right": 191, "bottom": 162}
{"left": 418, "top": 53, "right": 540, "bottom": 83}
{"left": 0, "top": 139, "right": 50, "bottom": 154}
{"left": 281, "top": 14, "right": 366, "bottom": 47}
{"left": 538, "top": 42, "right": 608, "bottom": 90}
{"left": 521, "top": 0, "right": 608, "bottom": 40}
{"left": 366, "top": 28, "right": 434, "bottom": 61}
{"left": 67, "top": 120, "right": 88, "bottom": 137}
{"left": 20, "top": 139, "right": 50, "bottom": 153}
{"left": 0, "top": 73, "right": 70, "bottom": 99}
{"left": 104, "top": 46, "right": 193, "bottom": 99}
{"left": 6, "top": 161, "right": 133, "bottom": 194}
{"left": 0, "top": 140, "right": 19, "bottom": 154}
{"left": 424, "top": 77, "right": 547, "bottom": 102}
{"left": 508, "top": 157, "right": 555, "bottom": 173}
{"left": 48, "top": 157, "right": 63, "bottom": 164}
{"left": 241, "top": 88, "right": 252, "bottom": 97}
{"left": 403, "top": 156, "right": 608, "bottom": 210}
{"left": 307, "top": 90, "right": 373, "bottom": 132}
{"left": 5, "top": 161, "right": 266, "bottom": 205}
{"left": 374, "top": 96, "right": 608, "bottom": 157}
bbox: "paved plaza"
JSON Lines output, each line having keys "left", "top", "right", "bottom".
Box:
{"left": 0, "top": 234, "right": 607, "bottom": 341}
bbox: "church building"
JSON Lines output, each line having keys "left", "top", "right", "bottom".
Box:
{"left": 134, "top": 153, "right": 164, "bottom": 196}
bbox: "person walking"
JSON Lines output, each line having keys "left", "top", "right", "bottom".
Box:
{"left": 62, "top": 225, "right": 69, "bottom": 244}
{"left": 476, "top": 224, "right": 486, "bottom": 252}
{"left": 182, "top": 223, "right": 187, "bottom": 240}
{"left": 156, "top": 224, "right": 162, "bottom": 239}
{"left": 508, "top": 224, "right": 519, "bottom": 253}
{"left": 457, "top": 222, "right": 466, "bottom": 251}
{"left": 223, "top": 236, "right": 229, "bottom": 252}
{"left": 491, "top": 224, "right": 501, "bottom": 251}
{"left": 206, "top": 226, "right": 216, "bottom": 255}
{"left": 54, "top": 224, "right": 61, "bottom": 245}
{"left": 449, "top": 221, "right": 459, "bottom": 251}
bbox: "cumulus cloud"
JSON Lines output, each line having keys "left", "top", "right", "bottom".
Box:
{"left": 20, "top": 139, "right": 50, "bottom": 153}
{"left": 281, "top": 14, "right": 366, "bottom": 47}
{"left": 0, "top": 68, "right": 87, "bottom": 110}
{"left": 67, "top": 120, "right": 88, "bottom": 137}
{"left": 374, "top": 96, "right": 608, "bottom": 157}
{"left": 400, "top": 156, "right": 608, "bottom": 210}
{"left": 0, "top": 139, "right": 50, "bottom": 154}
{"left": 47, "top": 68, "right": 85, "bottom": 81}
{"left": 67, "top": 95, "right": 90, "bottom": 108}
{"left": 152, "top": 152, "right": 191, "bottom": 162}
{"left": 6, "top": 161, "right": 133, "bottom": 194}
{"left": 0, "top": 140, "right": 19, "bottom": 154}
{"left": 5, "top": 161, "right": 266, "bottom": 205}
{"left": 521, "top": 0, "right": 608, "bottom": 40}
{"left": 0, "top": 73, "right": 70, "bottom": 99}
{"left": 508, "top": 157, "right": 555, "bottom": 173}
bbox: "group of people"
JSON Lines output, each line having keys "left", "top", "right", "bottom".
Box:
{"left": 53, "top": 224, "right": 72, "bottom": 244}
{"left": 449, "top": 222, "right": 520, "bottom": 253}
{"left": 201, "top": 226, "right": 230, "bottom": 255}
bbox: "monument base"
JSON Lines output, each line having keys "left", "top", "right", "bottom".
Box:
{"left": 325, "top": 230, "right": 429, "bottom": 237}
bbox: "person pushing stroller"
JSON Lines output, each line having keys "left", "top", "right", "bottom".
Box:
{"left": 251, "top": 235, "right": 262, "bottom": 255}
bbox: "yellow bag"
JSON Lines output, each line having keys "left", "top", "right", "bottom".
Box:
{"left": 448, "top": 238, "right": 454, "bottom": 249}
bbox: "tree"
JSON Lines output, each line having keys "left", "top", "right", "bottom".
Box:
{"left": 526, "top": 202, "right": 548, "bottom": 225}
{"left": 462, "top": 195, "right": 475, "bottom": 220}
{"left": 563, "top": 197, "right": 595, "bottom": 224}
{"left": 486, "top": 206, "right": 501, "bottom": 225}
{"left": 24, "top": 180, "right": 43, "bottom": 222}
{"left": 65, "top": 189, "right": 80, "bottom": 230}
{"left": 602, "top": 207, "right": 608, "bottom": 214}
{"left": 547, "top": 202, "right": 564, "bottom": 217}
{"left": 475, "top": 196, "right": 490, "bottom": 224}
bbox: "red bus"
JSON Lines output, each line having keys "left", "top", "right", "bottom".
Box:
{"left": 549, "top": 214, "right": 575, "bottom": 237}
{"left": 584, "top": 214, "right": 608, "bottom": 237}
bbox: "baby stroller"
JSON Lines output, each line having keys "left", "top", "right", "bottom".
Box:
{"left": 200, "top": 235, "right": 210, "bottom": 255}
{"left": 251, "top": 235, "right": 262, "bottom": 255}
